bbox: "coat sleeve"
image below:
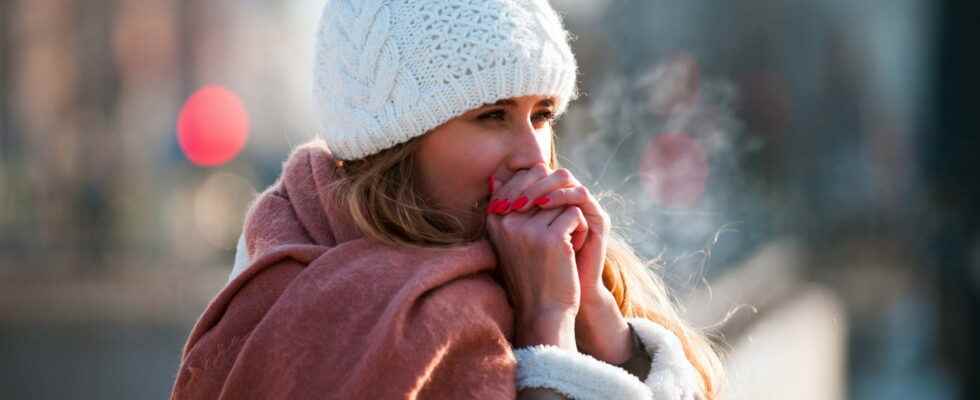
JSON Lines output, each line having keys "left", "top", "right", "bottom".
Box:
{"left": 512, "top": 318, "right": 704, "bottom": 400}
{"left": 627, "top": 318, "right": 702, "bottom": 400}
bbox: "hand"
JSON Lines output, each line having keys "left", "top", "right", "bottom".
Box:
{"left": 493, "top": 166, "right": 609, "bottom": 304}
{"left": 486, "top": 164, "right": 586, "bottom": 350}
{"left": 494, "top": 166, "right": 632, "bottom": 364}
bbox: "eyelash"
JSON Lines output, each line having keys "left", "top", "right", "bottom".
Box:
{"left": 478, "top": 110, "right": 557, "bottom": 124}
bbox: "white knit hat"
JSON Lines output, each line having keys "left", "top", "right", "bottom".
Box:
{"left": 312, "top": 0, "right": 579, "bottom": 160}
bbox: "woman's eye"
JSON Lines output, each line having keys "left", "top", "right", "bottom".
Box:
{"left": 478, "top": 110, "right": 507, "bottom": 121}
{"left": 533, "top": 111, "right": 556, "bottom": 123}
{"left": 477, "top": 110, "right": 556, "bottom": 124}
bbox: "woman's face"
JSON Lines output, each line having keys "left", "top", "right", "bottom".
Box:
{"left": 415, "top": 95, "right": 558, "bottom": 232}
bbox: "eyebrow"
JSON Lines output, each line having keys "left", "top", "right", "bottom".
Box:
{"left": 480, "top": 98, "right": 555, "bottom": 108}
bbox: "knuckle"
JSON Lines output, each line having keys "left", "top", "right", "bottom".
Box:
{"left": 598, "top": 211, "right": 612, "bottom": 230}
{"left": 530, "top": 163, "right": 549, "bottom": 179}
{"left": 554, "top": 168, "right": 573, "bottom": 181}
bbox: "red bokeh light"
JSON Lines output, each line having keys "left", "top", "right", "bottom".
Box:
{"left": 177, "top": 85, "right": 249, "bottom": 167}
{"left": 639, "top": 133, "right": 709, "bottom": 208}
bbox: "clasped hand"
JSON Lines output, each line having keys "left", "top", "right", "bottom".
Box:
{"left": 486, "top": 164, "right": 632, "bottom": 363}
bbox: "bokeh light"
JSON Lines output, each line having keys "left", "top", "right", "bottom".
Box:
{"left": 192, "top": 172, "right": 257, "bottom": 250}
{"left": 639, "top": 132, "right": 709, "bottom": 208}
{"left": 177, "top": 85, "right": 249, "bottom": 167}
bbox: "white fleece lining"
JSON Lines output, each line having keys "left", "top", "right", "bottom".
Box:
{"left": 627, "top": 317, "right": 701, "bottom": 400}
{"left": 514, "top": 319, "right": 701, "bottom": 400}
{"left": 514, "top": 345, "right": 653, "bottom": 399}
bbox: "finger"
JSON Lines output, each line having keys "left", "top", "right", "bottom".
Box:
{"left": 490, "top": 164, "right": 549, "bottom": 215}
{"left": 553, "top": 204, "right": 589, "bottom": 251}
{"left": 514, "top": 168, "right": 580, "bottom": 212}
{"left": 526, "top": 205, "right": 565, "bottom": 228}
{"left": 491, "top": 200, "right": 554, "bottom": 235}
{"left": 570, "top": 209, "right": 589, "bottom": 251}
{"left": 531, "top": 185, "right": 606, "bottom": 227}
{"left": 549, "top": 206, "right": 588, "bottom": 247}
{"left": 572, "top": 229, "right": 587, "bottom": 252}
{"left": 487, "top": 176, "right": 508, "bottom": 214}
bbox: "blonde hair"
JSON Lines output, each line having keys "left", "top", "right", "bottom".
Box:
{"left": 328, "top": 132, "right": 726, "bottom": 399}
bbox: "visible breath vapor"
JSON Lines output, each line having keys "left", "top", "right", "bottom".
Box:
{"left": 560, "top": 53, "right": 757, "bottom": 293}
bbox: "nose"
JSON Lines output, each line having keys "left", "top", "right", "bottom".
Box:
{"left": 504, "top": 121, "right": 551, "bottom": 172}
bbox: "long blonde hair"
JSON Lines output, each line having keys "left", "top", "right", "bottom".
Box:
{"left": 327, "top": 132, "right": 726, "bottom": 399}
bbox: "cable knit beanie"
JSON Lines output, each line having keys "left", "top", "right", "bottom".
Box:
{"left": 313, "top": 0, "right": 579, "bottom": 160}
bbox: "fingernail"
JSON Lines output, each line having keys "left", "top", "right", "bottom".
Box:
{"left": 533, "top": 196, "right": 550, "bottom": 206}
{"left": 488, "top": 199, "right": 504, "bottom": 214}
{"left": 512, "top": 196, "right": 529, "bottom": 210}
{"left": 487, "top": 199, "right": 501, "bottom": 214}
{"left": 496, "top": 200, "right": 511, "bottom": 214}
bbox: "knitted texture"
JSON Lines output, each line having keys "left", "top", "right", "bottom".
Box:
{"left": 313, "top": 0, "right": 580, "bottom": 160}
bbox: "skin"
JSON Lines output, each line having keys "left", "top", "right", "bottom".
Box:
{"left": 415, "top": 95, "right": 635, "bottom": 371}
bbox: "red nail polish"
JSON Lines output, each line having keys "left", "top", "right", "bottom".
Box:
{"left": 487, "top": 199, "right": 501, "bottom": 214}
{"left": 496, "top": 200, "right": 511, "bottom": 214}
{"left": 512, "top": 196, "right": 529, "bottom": 210}
{"left": 490, "top": 200, "right": 505, "bottom": 214}
{"left": 533, "top": 196, "right": 550, "bottom": 206}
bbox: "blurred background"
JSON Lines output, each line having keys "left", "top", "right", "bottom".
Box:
{"left": 1, "top": 0, "right": 976, "bottom": 398}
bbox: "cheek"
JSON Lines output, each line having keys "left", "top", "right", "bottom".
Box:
{"left": 418, "top": 136, "right": 503, "bottom": 207}
{"left": 442, "top": 144, "right": 500, "bottom": 193}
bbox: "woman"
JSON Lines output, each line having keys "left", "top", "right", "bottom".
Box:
{"left": 171, "top": 1, "right": 724, "bottom": 399}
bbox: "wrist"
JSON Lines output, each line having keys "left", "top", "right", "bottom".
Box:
{"left": 516, "top": 308, "right": 578, "bottom": 351}
{"left": 576, "top": 291, "right": 633, "bottom": 364}
{"left": 577, "top": 287, "right": 621, "bottom": 327}
{"left": 580, "top": 284, "right": 616, "bottom": 308}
